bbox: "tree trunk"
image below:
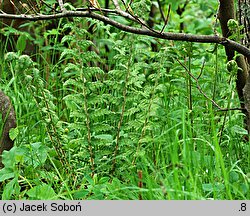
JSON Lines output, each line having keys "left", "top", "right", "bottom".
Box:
{"left": 218, "top": 0, "right": 250, "bottom": 133}
{"left": 240, "top": 0, "right": 250, "bottom": 132}
{"left": 0, "top": 90, "right": 16, "bottom": 168}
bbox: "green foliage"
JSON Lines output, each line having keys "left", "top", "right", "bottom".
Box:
{"left": 0, "top": 0, "right": 249, "bottom": 200}
{"left": 227, "top": 19, "right": 244, "bottom": 42}
{"left": 132, "top": 0, "right": 151, "bottom": 17}
{"left": 9, "top": 127, "right": 19, "bottom": 141}
{"left": 27, "top": 184, "right": 57, "bottom": 200}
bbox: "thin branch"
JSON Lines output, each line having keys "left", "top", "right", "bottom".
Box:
{"left": 0, "top": 9, "right": 250, "bottom": 57}
{"left": 128, "top": 0, "right": 134, "bottom": 7}
{"left": 112, "top": 0, "right": 120, "bottom": 10}
{"left": 21, "top": 1, "right": 38, "bottom": 14}
{"left": 120, "top": 0, "right": 129, "bottom": 12}
{"left": 176, "top": 58, "right": 244, "bottom": 111}
{"left": 160, "top": 4, "right": 171, "bottom": 34}
{"left": 157, "top": 0, "right": 166, "bottom": 22}
{"left": 58, "top": 0, "right": 66, "bottom": 12}
{"left": 0, "top": 9, "right": 6, "bottom": 14}
{"left": 118, "top": 0, "right": 150, "bottom": 28}
{"left": 197, "top": 58, "right": 206, "bottom": 80}
{"left": 40, "top": 0, "right": 60, "bottom": 13}
{"left": 77, "top": 6, "right": 145, "bottom": 25}
{"left": 176, "top": 59, "right": 245, "bottom": 112}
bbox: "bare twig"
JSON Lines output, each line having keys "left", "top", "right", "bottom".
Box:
{"left": 58, "top": 0, "right": 66, "bottom": 12}
{"left": 178, "top": 59, "right": 220, "bottom": 107}
{"left": 160, "top": 4, "right": 171, "bottom": 34}
{"left": 197, "top": 58, "right": 206, "bottom": 80}
{"left": 0, "top": 9, "right": 6, "bottom": 14}
{"left": 177, "top": 58, "right": 244, "bottom": 111}
{"left": 40, "top": 0, "right": 60, "bottom": 13}
{"left": 157, "top": 0, "right": 166, "bottom": 22}
{"left": 112, "top": 0, "right": 120, "bottom": 10}
{"left": 120, "top": 0, "right": 129, "bottom": 12}
{"left": 128, "top": 0, "right": 134, "bottom": 7}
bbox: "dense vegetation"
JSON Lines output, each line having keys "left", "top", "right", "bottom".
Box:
{"left": 0, "top": 0, "right": 249, "bottom": 199}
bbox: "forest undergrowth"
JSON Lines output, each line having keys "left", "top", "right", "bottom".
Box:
{"left": 0, "top": 1, "right": 249, "bottom": 200}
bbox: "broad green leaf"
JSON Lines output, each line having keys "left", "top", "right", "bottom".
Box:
{"left": 0, "top": 168, "right": 15, "bottom": 182}
{"left": 232, "top": 125, "right": 248, "bottom": 135}
{"left": 27, "top": 184, "right": 56, "bottom": 200}
{"left": 2, "top": 178, "right": 20, "bottom": 199}
{"left": 9, "top": 127, "right": 19, "bottom": 141}
{"left": 16, "top": 34, "right": 27, "bottom": 53}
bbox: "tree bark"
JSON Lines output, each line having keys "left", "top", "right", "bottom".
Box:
{"left": 0, "top": 90, "right": 16, "bottom": 168}
{"left": 218, "top": 0, "right": 250, "bottom": 132}
{"left": 239, "top": 0, "right": 250, "bottom": 132}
